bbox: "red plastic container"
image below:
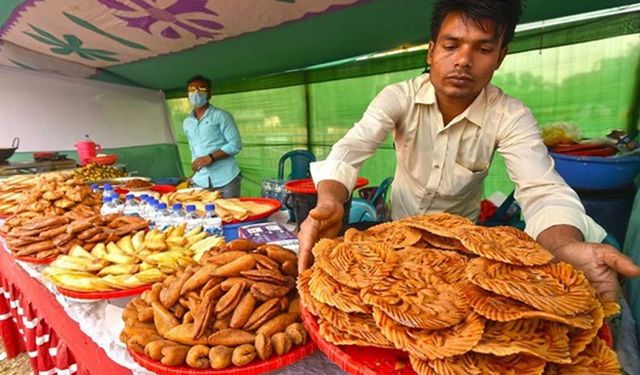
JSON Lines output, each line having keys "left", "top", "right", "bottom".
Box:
{"left": 86, "top": 154, "right": 118, "bottom": 166}
{"left": 75, "top": 140, "right": 102, "bottom": 166}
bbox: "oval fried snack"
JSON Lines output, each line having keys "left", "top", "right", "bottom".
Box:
{"left": 308, "top": 267, "right": 369, "bottom": 313}
{"left": 344, "top": 223, "right": 422, "bottom": 248}
{"left": 462, "top": 283, "right": 593, "bottom": 329}
{"left": 361, "top": 266, "right": 469, "bottom": 330}
{"left": 472, "top": 319, "right": 571, "bottom": 364}
{"left": 313, "top": 241, "right": 399, "bottom": 289}
{"left": 373, "top": 309, "right": 485, "bottom": 361}
{"left": 466, "top": 258, "right": 596, "bottom": 316}
{"left": 455, "top": 226, "right": 553, "bottom": 266}
{"left": 545, "top": 337, "right": 619, "bottom": 375}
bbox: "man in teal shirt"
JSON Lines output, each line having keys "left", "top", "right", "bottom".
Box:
{"left": 183, "top": 75, "right": 243, "bottom": 198}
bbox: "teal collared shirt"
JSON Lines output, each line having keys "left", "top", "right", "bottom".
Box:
{"left": 183, "top": 104, "right": 242, "bottom": 188}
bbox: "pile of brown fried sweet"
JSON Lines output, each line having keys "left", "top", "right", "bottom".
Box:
{"left": 299, "top": 213, "right": 620, "bottom": 375}
{"left": 13, "top": 176, "right": 101, "bottom": 218}
{"left": 122, "top": 239, "right": 308, "bottom": 369}
{"left": 0, "top": 213, "right": 147, "bottom": 260}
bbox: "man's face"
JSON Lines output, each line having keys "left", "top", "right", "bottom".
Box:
{"left": 187, "top": 80, "right": 211, "bottom": 99}
{"left": 427, "top": 12, "right": 507, "bottom": 103}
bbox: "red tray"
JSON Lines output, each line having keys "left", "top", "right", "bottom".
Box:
{"left": 222, "top": 198, "right": 282, "bottom": 225}
{"left": 301, "top": 308, "right": 614, "bottom": 375}
{"left": 15, "top": 255, "right": 57, "bottom": 264}
{"left": 285, "top": 177, "right": 369, "bottom": 195}
{"left": 301, "top": 308, "right": 414, "bottom": 375}
{"left": 57, "top": 283, "right": 151, "bottom": 300}
{"left": 129, "top": 340, "right": 317, "bottom": 375}
{"left": 0, "top": 213, "right": 11, "bottom": 219}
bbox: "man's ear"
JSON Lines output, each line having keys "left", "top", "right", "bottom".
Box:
{"left": 496, "top": 47, "right": 508, "bottom": 69}
{"left": 427, "top": 41, "right": 434, "bottom": 66}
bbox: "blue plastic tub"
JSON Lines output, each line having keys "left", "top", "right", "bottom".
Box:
{"left": 223, "top": 218, "right": 268, "bottom": 241}
{"left": 550, "top": 153, "right": 640, "bottom": 190}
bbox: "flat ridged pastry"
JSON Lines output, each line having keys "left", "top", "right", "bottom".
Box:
{"left": 545, "top": 337, "right": 619, "bottom": 375}
{"left": 493, "top": 225, "right": 535, "bottom": 242}
{"left": 400, "top": 214, "right": 473, "bottom": 251}
{"left": 344, "top": 223, "right": 422, "bottom": 248}
{"left": 455, "top": 226, "right": 553, "bottom": 266}
{"left": 428, "top": 352, "right": 546, "bottom": 375}
{"left": 472, "top": 319, "right": 571, "bottom": 364}
{"left": 602, "top": 300, "right": 621, "bottom": 318}
{"left": 395, "top": 247, "right": 468, "bottom": 285}
{"left": 567, "top": 300, "right": 604, "bottom": 358}
{"left": 308, "top": 267, "right": 369, "bottom": 313}
{"left": 313, "top": 241, "right": 399, "bottom": 289}
{"left": 466, "top": 258, "right": 596, "bottom": 316}
{"left": 297, "top": 269, "right": 318, "bottom": 316}
{"left": 318, "top": 318, "right": 391, "bottom": 348}
{"left": 373, "top": 309, "right": 485, "bottom": 361}
{"left": 315, "top": 302, "right": 392, "bottom": 348}
{"left": 462, "top": 283, "right": 592, "bottom": 329}
{"left": 362, "top": 267, "right": 469, "bottom": 330}
{"left": 409, "top": 356, "right": 438, "bottom": 375}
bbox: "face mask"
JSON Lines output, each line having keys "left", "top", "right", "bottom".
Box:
{"left": 189, "top": 92, "right": 208, "bottom": 108}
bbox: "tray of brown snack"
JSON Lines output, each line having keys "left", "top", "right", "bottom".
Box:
{"left": 122, "top": 178, "right": 154, "bottom": 191}
{"left": 299, "top": 213, "right": 620, "bottom": 375}
{"left": 42, "top": 225, "right": 223, "bottom": 299}
{"left": 1, "top": 212, "right": 148, "bottom": 264}
{"left": 11, "top": 176, "right": 101, "bottom": 217}
{"left": 121, "top": 239, "right": 316, "bottom": 374}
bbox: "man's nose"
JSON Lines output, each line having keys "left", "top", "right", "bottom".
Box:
{"left": 454, "top": 46, "right": 472, "bottom": 70}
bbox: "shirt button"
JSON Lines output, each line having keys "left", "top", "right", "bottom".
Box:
{"left": 434, "top": 164, "right": 441, "bottom": 169}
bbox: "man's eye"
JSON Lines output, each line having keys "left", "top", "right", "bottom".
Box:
{"left": 443, "top": 45, "right": 456, "bottom": 50}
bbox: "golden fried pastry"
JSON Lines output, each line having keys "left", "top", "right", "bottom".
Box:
{"left": 243, "top": 297, "right": 282, "bottom": 331}
{"left": 215, "top": 282, "right": 246, "bottom": 318}
{"left": 473, "top": 319, "right": 571, "bottom": 364}
{"left": 232, "top": 344, "right": 256, "bottom": 367}
{"left": 466, "top": 258, "right": 597, "bottom": 316}
{"left": 207, "top": 329, "right": 255, "bottom": 346}
{"left": 462, "top": 283, "right": 593, "bottom": 329}
{"left": 128, "top": 333, "right": 163, "bottom": 353}
{"left": 285, "top": 323, "right": 308, "bottom": 346}
{"left": 546, "top": 337, "right": 619, "bottom": 375}
{"left": 252, "top": 253, "right": 280, "bottom": 271}
{"left": 256, "top": 312, "right": 299, "bottom": 337}
{"left": 207, "top": 251, "right": 248, "bottom": 266}
{"left": 250, "top": 282, "right": 291, "bottom": 301}
{"left": 362, "top": 267, "right": 469, "bottom": 330}
{"left": 220, "top": 277, "right": 254, "bottom": 291}
{"left": 395, "top": 247, "right": 468, "bottom": 284}
{"left": 144, "top": 340, "right": 176, "bottom": 360}
{"left": 161, "top": 344, "right": 190, "bottom": 366}
{"left": 568, "top": 300, "right": 604, "bottom": 358}
{"left": 212, "top": 254, "right": 256, "bottom": 277}
{"left": 313, "top": 241, "right": 399, "bottom": 289}
{"left": 225, "top": 238, "right": 258, "bottom": 252}
{"left": 408, "top": 355, "right": 438, "bottom": 375}
{"left": 297, "top": 269, "right": 318, "bottom": 315}
{"left": 271, "top": 332, "right": 293, "bottom": 356}
{"left": 180, "top": 264, "right": 220, "bottom": 294}
{"left": 230, "top": 292, "right": 256, "bottom": 329}
{"left": 160, "top": 267, "right": 195, "bottom": 310}
{"left": 316, "top": 302, "right": 393, "bottom": 348}
{"left": 456, "top": 226, "right": 553, "bottom": 266}
{"left": 186, "top": 345, "right": 210, "bottom": 368}
{"left": 281, "top": 260, "right": 297, "bottom": 277}
{"left": 151, "top": 301, "right": 180, "bottom": 336}
{"left": 163, "top": 323, "right": 208, "bottom": 346}
{"left": 209, "top": 346, "right": 233, "bottom": 369}
{"left": 309, "top": 267, "right": 369, "bottom": 313}
{"left": 259, "top": 244, "right": 297, "bottom": 264}
{"left": 241, "top": 269, "right": 294, "bottom": 287}
{"left": 255, "top": 333, "right": 273, "bottom": 360}
{"left": 602, "top": 300, "right": 621, "bottom": 318}
{"left": 374, "top": 309, "right": 484, "bottom": 361}
{"left": 344, "top": 223, "right": 422, "bottom": 248}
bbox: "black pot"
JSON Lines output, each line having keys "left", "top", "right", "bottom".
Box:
{"left": 0, "top": 137, "right": 19, "bottom": 162}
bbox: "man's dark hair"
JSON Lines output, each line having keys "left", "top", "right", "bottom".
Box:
{"left": 187, "top": 74, "right": 212, "bottom": 90}
{"left": 430, "top": 0, "right": 523, "bottom": 48}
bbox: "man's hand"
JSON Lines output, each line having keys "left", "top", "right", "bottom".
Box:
{"left": 297, "top": 199, "right": 344, "bottom": 274}
{"left": 551, "top": 242, "right": 640, "bottom": 302}
{"left": 192, "top": 155, "right": 213, "bottom": 172}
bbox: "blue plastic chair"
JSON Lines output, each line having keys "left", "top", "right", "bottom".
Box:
{"left": 349, "top": 198, "right": 378, "bottom": 224}
{"left": 277, "top": 150, "right": 316, "bottom": 181}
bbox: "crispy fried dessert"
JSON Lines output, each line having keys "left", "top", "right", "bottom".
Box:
{"left": 456, "top": 226, "right": 553, "bottom": 266}
{"left": 462, "top": 283, "right": 593, "bottom": 329}
{"left": 472, "top": 319, "right": 571, "bottom": 364}
{"left": 309, "top": 267, "right": 369, "bottom": 313}
{"left": 466, "top": 258, "right": 596, "bottom": 316}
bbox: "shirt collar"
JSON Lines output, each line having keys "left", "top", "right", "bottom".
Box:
{"left": 416, "top": 78, "right": 487, "bottom": 127}
{"left": 189, "top": 104, "right": 212, "bottom": 120}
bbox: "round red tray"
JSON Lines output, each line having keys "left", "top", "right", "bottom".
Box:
{"left": 301, "top": 308, "right": 614, "bottom": 375}
{"left": 0, "top": 213, "right": 11, "bottom": 219}
{"left": 57, "top": 283, "right": 151, "bottom": 300}
{"left": 129, "top": 340, "right": 317, "bottom": 375}
{"left": 222, "top": 197, "right": 282, "bottom": 225}
{"left": 285, "top": 177, "right": 369, "bottom": 195}
{"left": 15, "top": 255, "right": 57, "bottom": 264}
{"left": 301, "top": 308, "right": 414, "bottom": 375}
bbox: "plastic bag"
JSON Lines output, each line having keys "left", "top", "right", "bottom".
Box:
{"left": 540, "top": 122, "right": 582, "bottom": 147}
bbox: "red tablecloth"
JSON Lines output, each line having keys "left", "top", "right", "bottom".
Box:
{"left": 0, "top": 243, "right": 131, "bottom": 375}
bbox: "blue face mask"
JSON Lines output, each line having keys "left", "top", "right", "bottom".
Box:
{"left": 189, "top": 92, "right": 208, "bottom": 108}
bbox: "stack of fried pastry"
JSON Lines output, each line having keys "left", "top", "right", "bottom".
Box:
{"left": 0, "top": 172, "right": 75, "bottom": 215}
{"left": 1, "top": 213, "right": 148, "bottom": 260}
{"left": 12, "top": 176, "right": 101, "bottom": 217}
{"left": 299, "top": 213, "right": 620, "bottom": 375}
{"left": 121, "top": 239, "right": 307, "bottom": 369}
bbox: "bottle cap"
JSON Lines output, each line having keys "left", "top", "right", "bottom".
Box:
{"left": 140, "top": 194, "right": 149, "bottom": 200}
{"left": 205, "top": 204, "right": 215, "bottom": 211}
{"left": 102, "top": 196, "right": 112, "bottom": 203}
{"left": 186, "top": 205, "right": 196, "bottom": 212}
{"left": 126, "top": 194, "right": 134, "bottom": 200}
{"left": 172, "top": 203, "right": 183, "bottom": 210}
{"left": 158, "top": 203, "right": 168, "bottom": 210}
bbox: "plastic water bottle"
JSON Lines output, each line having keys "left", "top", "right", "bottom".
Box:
{"left": 110, "top": 193, "right": 124, "bottom": 213}
{"left": 184, "top": 204, "right": 201, "bottom": 232}
{"left": 154, "top": 203, "right": 172, "bottom": 231}
{"left": 90, "top": 183, "right": 100, "bottom": 194}
{"left": 202, "top": 204, "right": 223, "bottom": 237}
{"left": 145, "top": 199, "right": 158, "bottom": 227}
{"left": 138, "top": 194, "right": 149, "bottom": 217}
{"left": 123, "top": 194, "right": 140, "bottom": 216}
{"left": 103, "top": 183, "right": 113, "bottom": 198}
{"left": 100, "top": 196, "right": 120, "bottom": 216}
{"left": 170, "top": 203, "right": 186, "bottom": 228}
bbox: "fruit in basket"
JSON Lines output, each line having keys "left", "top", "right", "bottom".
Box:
{"left": 121, "top": 240, "right": 308, "bottom": 370}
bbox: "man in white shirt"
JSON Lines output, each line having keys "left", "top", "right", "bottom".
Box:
{"left": 298, "top": 0, "right": 640, "bottom": 302}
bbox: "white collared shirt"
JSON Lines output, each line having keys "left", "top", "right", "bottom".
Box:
{"left": 311, "top": 74, "right": 606, "bottom": 242}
